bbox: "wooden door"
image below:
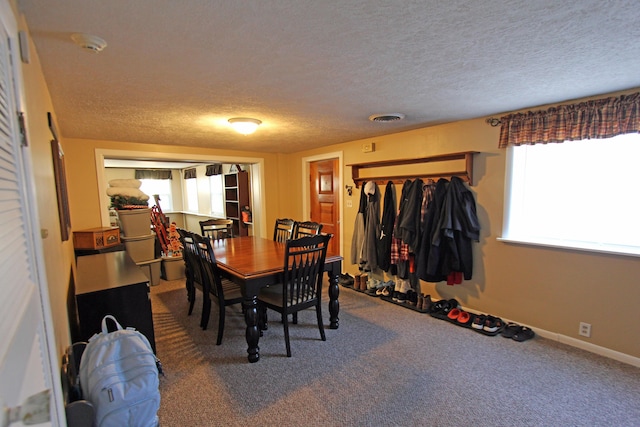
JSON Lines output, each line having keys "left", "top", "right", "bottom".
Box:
{"left": 310, "top": 159, "right": 340, "bottom": 256}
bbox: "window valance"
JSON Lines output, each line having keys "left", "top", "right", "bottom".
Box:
{"left": 183, "top": 168, "right": 197, "bottom": 179}
{"left": 498, "top": 92, "right": 640, "bottom": 148}
{"left": 134, "top": 169, "right": 172, "bottom": 180}
{"left": 205, "top": 164, "right": 223, "bottom": 176}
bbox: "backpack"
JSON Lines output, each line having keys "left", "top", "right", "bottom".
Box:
{"left": 79, "top": 315, "right": 161, "bottom": 427}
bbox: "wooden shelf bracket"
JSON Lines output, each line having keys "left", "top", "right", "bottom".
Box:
{"left": 348, "top": 151, "right": 478, "bottom": 188}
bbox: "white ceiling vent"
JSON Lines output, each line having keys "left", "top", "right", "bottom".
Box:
{"left": 71, "top": 33, "right": 107, "bottom": 53}
{"left": 368, "top": 113, "right": 405, "bottom": 123}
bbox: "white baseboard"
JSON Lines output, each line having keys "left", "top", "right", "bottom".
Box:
{"left": 534, "top": 328, "right": 640, "bottom": 368}
{"left": 463, "top": 309, "right": 640, "bottom": 368}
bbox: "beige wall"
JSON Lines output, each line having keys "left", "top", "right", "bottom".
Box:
{"left": 19, "top": 13, "right": 76, "bottom": 359}
{"left": 287, "top": 115, "right": 640, "bottom": 360}
{"left": 17, "top": 7, "right": 639, "bottom": 364}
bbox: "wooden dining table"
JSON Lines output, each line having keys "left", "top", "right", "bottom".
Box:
{"left": 211, "top": 236, "right": 342, "bottom": 362}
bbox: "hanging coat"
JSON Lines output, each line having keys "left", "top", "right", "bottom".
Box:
{"left": 377, "top": 181, "right": 396, "bottom": 272}
{"left": 359, "top": 181, "right": 380, "bottom": 272}
{"left": 350, "top": 183, "right": 367, "bottom": 266}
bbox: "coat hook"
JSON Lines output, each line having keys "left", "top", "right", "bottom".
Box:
{"left": 345, "top": 185, "right": 353, "bottom": 196}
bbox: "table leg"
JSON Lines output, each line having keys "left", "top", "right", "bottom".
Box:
{"left": 328, "top": 262, "right": 340, "bottom": 329}
{"left": 243, "top": 295, "right": 260, "bottom": 363}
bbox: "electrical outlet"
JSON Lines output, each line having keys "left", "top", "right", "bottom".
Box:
{"left": 579, "top": 322, "right": 591, "bottom": 338}
{"left": 346, "top": 200, "right": 353, "bottom": 208}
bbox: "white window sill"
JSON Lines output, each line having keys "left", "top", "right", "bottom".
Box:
{"left": 497, "top": 236, "right": 640, "bottom": 258}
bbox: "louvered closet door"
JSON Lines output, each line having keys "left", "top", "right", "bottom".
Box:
{"left": 0, "top": 4, "right": 63, "bottom": 425}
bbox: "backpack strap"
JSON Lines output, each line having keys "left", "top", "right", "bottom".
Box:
{"left": 101, "top": 315, "right": 124, "bottom": 334}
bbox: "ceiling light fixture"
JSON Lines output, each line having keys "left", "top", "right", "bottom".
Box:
{"left": 71, "top": 33, "right": 107, "bottom": 53}
{"left": 228, "top": 117, "right": 262, "bottom": 135}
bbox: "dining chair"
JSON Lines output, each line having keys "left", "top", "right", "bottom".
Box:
{"left": 176, "top": 228, "right": 203, "bottom": 319}
{"left": 192, "top": 233, "right": 244, "bottom": 345}
{"left": 273, "top": 218, "right": 296, "bottom": 242}
{"left": 199, "top": 218, "right": 234, "bottom": 240}
{"left": 293, "top": 221, "right": 323, "bottom": 238}
{"left": 257, "top": 234, "right": 332, "bottom": 357}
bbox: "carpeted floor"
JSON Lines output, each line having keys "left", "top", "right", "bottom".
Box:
{"left": 150, "top": 279, "right": 640, "bottom": 427}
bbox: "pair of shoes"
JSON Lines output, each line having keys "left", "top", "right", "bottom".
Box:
{"left": 447, "top": 308, "right": 473, "bottom": 325}
{"left": 477, "top": 315, "right": 504, "bottom": 336}
{"left": 338, "top": 273, "right": 354, "bottom": 287}
{"left": 380, "top": 286, "right": 391, "bottom": 297}
{"left": 353, "top": 273, "right": 368, "bottom": 291}
{"left": 502, "top": 323, "right": 535, "bottom": 342}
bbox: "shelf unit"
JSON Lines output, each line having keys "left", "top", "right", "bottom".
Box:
{"left": 224, "top": 171, "right": 250, "bottom": 237}
{"left": 348, "top": 151, "right": 478, "bottom": 187}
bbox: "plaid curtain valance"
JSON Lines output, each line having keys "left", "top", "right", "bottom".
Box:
{"left": 498, "top": 92, "right": 640, "bottom": 148}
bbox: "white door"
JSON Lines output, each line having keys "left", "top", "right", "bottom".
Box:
{"left": 0, "top": 2, "right": 64, "bottom": 425}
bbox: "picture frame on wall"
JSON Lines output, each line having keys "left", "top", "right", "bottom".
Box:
{"left": 49, "top": 112, "right": 71, "bottom": 241}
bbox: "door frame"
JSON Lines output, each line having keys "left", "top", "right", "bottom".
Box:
{"left": 301, "top": 151, "right": 343, "bottom": 255}
{"left": 95, "top": 149, "right": 268, "bottom": 239}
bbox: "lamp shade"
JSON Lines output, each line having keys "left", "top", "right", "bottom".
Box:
{"left": 228, "top": 117, "right": 262, "bottom": 135}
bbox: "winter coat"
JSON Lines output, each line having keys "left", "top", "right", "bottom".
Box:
{"left": 360, "top": 181, "right": 380, "bottom": 272}
{"left": 377, "top": 181, "right": 396, "bottom": 272}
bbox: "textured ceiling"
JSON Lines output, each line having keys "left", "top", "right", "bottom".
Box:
{"left": 17, "top": 0, "right": 640, "bottom": 154}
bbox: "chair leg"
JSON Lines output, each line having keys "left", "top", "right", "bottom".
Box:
{"left": 186, "top": 279, "right": 195, "bottom": 315}
{"left": 201, "top": 292, "right": 211, "bottom": 330}
{"left": 292, "top": 312, "right": 298, "bottom": 324}
{"left": 216, "top": 301, "right": 225, "bottom": 345}
{"left": 316, "top": 303, "right": 326, "bottom": 341}
{"left": 283, "top": 312, "right": 292, "bottom": 357}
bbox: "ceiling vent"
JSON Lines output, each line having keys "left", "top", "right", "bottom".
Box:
{"left": 71, "top": 33, "right": 107, "bottom": 53}
{"left": 368, "top": 113, "right": 405, "bottom": 123}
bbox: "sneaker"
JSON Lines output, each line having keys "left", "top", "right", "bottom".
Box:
{"left": 396, "top": 291, "right": 407, "bottom": 303}
{"left": 483, "top": 316, "right": 504, "bottom": 333}
{"left": 472, "top": 314, "right": 486, "bottom": 330}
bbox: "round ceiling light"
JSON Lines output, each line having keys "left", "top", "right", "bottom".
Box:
{"left": 71, "top": 33, "right": 107, "bottom": 53}
{"left": 228, "top": 117, "right": 262, "bottom": 135}
{"left": 368, "top": 113, "right": 405, "bottom": 122}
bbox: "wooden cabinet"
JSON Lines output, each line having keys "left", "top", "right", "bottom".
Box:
{"left": 224, "top": 171, "right": 250, "bottom": 237}
{"left": 75, "top": 251, "right": 156, "bottom": 353}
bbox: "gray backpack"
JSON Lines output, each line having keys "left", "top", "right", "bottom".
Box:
{"left": 79, "top": 315, "right": 161, "bottom": 427}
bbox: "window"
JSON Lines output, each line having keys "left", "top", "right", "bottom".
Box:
{"left": 501, "top": 133, "right": 640, "bottom": 256}
{"left": 139, "top": 179, "right": 173, "bottom": 211}
{"left": 185, "top": 178, "right": 199, "bottom": 212}
{"left": 209, "top": 174, "right": 225, "bottom": 218}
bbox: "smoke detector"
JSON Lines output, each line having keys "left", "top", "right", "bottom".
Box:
{"left": 368, "top": 113, "right": 405, "bottom": 123}
{"left": 71, "top": 33, "right": 107, "bottom": 53}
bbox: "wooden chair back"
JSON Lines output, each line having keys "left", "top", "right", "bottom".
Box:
{"left": 293, "top": 221, "right": 322, "bottom": 238}
{"left": 273, "top": 218, "right": 296, "bottom": 242}
{"left": 200, "top": 219, "right": 234, "bottom": 240}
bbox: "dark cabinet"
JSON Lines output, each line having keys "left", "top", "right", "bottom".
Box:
{"left": 224, "top": 171, "right": 250, "bottom": 237}
{"left": 75, "top": 251, "right": 156, "bottom": 353}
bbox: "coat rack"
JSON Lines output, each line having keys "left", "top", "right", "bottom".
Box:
{"left": 348, "top": 151, "right": 478, "bottom": 188}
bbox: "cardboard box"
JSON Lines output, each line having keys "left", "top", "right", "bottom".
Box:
{"left": 73, "top": 227, "right": 120, "bottom": 250}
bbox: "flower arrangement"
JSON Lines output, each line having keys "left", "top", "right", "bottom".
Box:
{"left": 165, "top": 222, "right": 182, "bottom": 257}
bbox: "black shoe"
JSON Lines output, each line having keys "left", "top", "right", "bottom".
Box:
{"left": 397, "top": 292, "right": 407, "bottom": 303}
{"left": 338, "top": 273, "right": 354, "bottom": 287}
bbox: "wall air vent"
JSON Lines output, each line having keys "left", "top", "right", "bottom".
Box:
{"left": 368, "top": 113, "right": 405, "bottom": 122}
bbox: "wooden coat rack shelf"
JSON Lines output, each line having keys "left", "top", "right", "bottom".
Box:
{"left": 348, "top": 151, "right": 478, "bottom": 188}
